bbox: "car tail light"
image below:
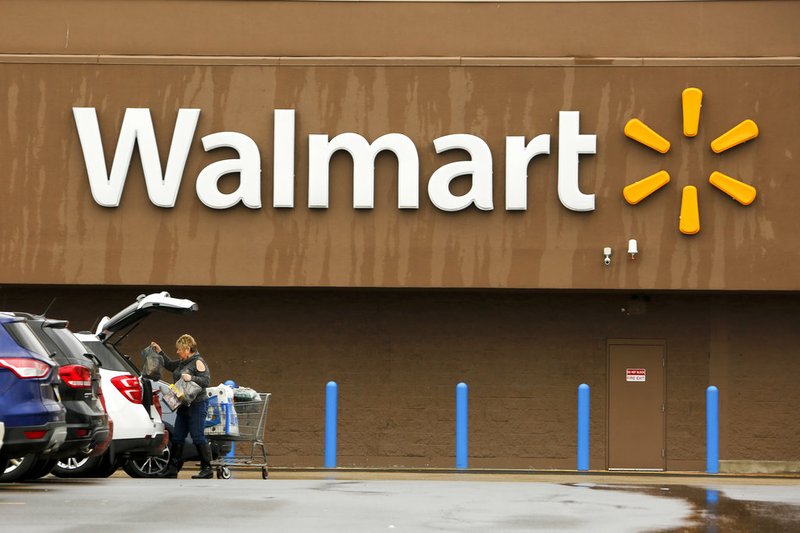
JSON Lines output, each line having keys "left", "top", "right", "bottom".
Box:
{"left": 111, "top": 374, "right": 143, "bottom": 404}
{"left": 59, "top": 364, "right": 93, "bottom": 388}
{"left": 153, "top": 390, "right": 163, "bottom": 417}
{"left": 0, "top": 357, "right": 52, "bottom": 379}
{"left": 24, "top": 430, "right": 47, "bottom": 439}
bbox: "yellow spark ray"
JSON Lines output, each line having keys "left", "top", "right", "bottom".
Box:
{"left": 679, "top": 186, "right": 700, "bottom": 235}
{"left": 710, "top": 119, "right": 759, "bottom": 153}
{"left": 623, "top": 170, "right": 671, "bottom": 205}
{"left": 624, "top": 119, "right": 671, "bottom": 154}
{"left": 682, "top": 88, "right": 703, "bottom": 137}
{"left": 709, "top": 171, "right": 757, "bottom": 205}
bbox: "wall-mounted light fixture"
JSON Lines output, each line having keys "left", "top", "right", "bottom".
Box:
{"left": 628, "top": 239, "right": 638, "bottom": 260}
{"left": 603, "top": 247, "right": 612, "bottom": 266}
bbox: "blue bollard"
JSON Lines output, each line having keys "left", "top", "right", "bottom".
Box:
{"left": 577, "top": 384, "right": 590, "bottom": 471}
{"left": 456, "top": 382, "right": 468, "bottom": 469}
{"left": 706, "top": 385, "right": 719, "bottom": 474}
{"left": 324, "top": 381, "right": 338, "bottom": 468}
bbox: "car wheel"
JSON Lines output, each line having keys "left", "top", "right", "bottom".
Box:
{"left": 23, "top": 457, "right": 58, "bottom": 480}
{"left": 123, "top": 445, "right": 171, "bottom": 478}
{"left": 0, "top": 454, "right": 38, "bottom": 482}
{"left": 50, "top": 455, "right": 103, "bottom": 478}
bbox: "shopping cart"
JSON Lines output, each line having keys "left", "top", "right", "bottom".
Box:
{"left": 206, "top": 392, "right": 271, "bottom": 479}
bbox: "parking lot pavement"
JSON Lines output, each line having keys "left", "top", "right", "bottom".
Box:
{"left": 1, "top": 472, "right": 799, "bottom": 532}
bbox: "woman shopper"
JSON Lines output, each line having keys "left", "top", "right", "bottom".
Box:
{"left": 151, "top": 334, "right": 213, "bottom": 479}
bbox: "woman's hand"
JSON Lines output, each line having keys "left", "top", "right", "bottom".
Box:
{"left": 151, "top": 341, "right": 162, "bottom": 353}
{"left": 181, "top": 373, "right": 192, "bottom": 382}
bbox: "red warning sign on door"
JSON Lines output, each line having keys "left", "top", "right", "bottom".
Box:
{"left": 626, "top": 368, "right": 646, "bottom": 382}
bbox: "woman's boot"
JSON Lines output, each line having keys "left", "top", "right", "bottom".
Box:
{"left": 192, "top": 443, "right": 213, "bottom": 479}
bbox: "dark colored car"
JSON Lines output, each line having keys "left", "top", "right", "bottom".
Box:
{"left": 0, "top": 314, "right": 67, "bottom": 482}
{"left": 11, "top": 314, "right": 110, "bottom": 479}
{"left": 57, "top": 334, "right": 163, "bottom": 478}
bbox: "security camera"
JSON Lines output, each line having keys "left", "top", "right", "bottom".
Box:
{"left": 603, "top": 247, "right": 612, "bottom": 266}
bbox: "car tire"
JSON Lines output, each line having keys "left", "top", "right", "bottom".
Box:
{"left": 123, "top": 444, "right": 171, "bottom": 478}
{"left": 23, "top": 457, "right": 58, "bottom": 480}
{"left": 50, "top": 455, "right": 102, "bottom": 478}
{"left": 0, "top": 454, "right": 39, "bottom": 482}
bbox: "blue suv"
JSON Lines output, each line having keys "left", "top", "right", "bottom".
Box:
{"left": 0, "top": 314, "right": 67, "bottom": 479}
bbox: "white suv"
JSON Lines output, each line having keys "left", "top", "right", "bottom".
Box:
{"left": 54, "top": 292, "right": 197, "bottom": 477}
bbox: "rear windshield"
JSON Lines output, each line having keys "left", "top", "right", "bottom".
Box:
{"left": 4, "top": 322, "right": 50, "bottom": 357}
{"left": 82, "top": 340, "right": 139, "bottom": 374}
{"left": 48, "top": 328, "right": 91, "bottom": 359}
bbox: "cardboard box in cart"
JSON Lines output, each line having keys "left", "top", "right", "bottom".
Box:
{"left": 205, "top": 385, "right": 239, "bottom": 436}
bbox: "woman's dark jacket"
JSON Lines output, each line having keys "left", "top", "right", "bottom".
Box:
{"left": 160, "top": 351, "right": 211, "bottom": 405}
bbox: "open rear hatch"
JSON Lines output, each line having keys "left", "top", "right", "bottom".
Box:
{"left": 95, "top": 292, "right": 198, "bottom": 343}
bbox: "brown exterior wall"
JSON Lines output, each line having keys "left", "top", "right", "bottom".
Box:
{"left": 2, "top": 286, "right": 797, "bottom": 470}
{"left": 1, "top": 1, "right": 799, "bottom": 291}
{"left": 2, "top": 1, "right": 799, "bottom": 58}
{"left": 1, "top": 62, "right": 799, "bottom": 290}
{"left": 710, "top": 295, "right": 800, "bottom": 463}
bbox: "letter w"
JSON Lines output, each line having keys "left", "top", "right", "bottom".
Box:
{"left": 73, "top": 108, "right": 200, "bottom": 207}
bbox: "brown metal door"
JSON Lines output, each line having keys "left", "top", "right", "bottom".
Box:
{"left": 607, "top": 341, "right": 666, "bottom": 470}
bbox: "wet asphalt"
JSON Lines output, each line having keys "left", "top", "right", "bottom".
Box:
{"left": 1, "top": 470, "right": 799, "bottom": 532}
{"left": 585, "top": 483, "right": 800, "bottom": 532}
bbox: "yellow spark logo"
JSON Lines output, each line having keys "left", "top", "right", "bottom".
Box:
{"left": 622, "top": 88, "right": 759, "bottom": 235}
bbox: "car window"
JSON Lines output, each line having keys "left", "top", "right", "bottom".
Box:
{"left": 82, "top": 340, "right": 139, "bottom": 374}
{"left": 4, "top": 322, "right": 50, "bottom": 357}
{"left": 47, "top": 328, "right": 91, "bottom": 359}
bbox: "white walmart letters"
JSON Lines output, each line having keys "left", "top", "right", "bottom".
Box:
{"left": 557, "top": 111, "right": 597, "bottom": 212}
{"left": 308, "top": 132, "right": 419, "bottom": 209}
{"left": 428, "top": 135, "right": 493, "bottom": 211}
{"left": 73, "top": 107, "right": 199, "bottom": 207}
{"left": 73, "top": 108, "right": 597, "bottom": 212}
{"left": 196, "top": 132, "right": 262, "bottom": 209}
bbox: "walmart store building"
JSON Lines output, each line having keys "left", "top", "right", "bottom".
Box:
{"left": 1, "top": 1, "right": 799, "bottom": 472}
